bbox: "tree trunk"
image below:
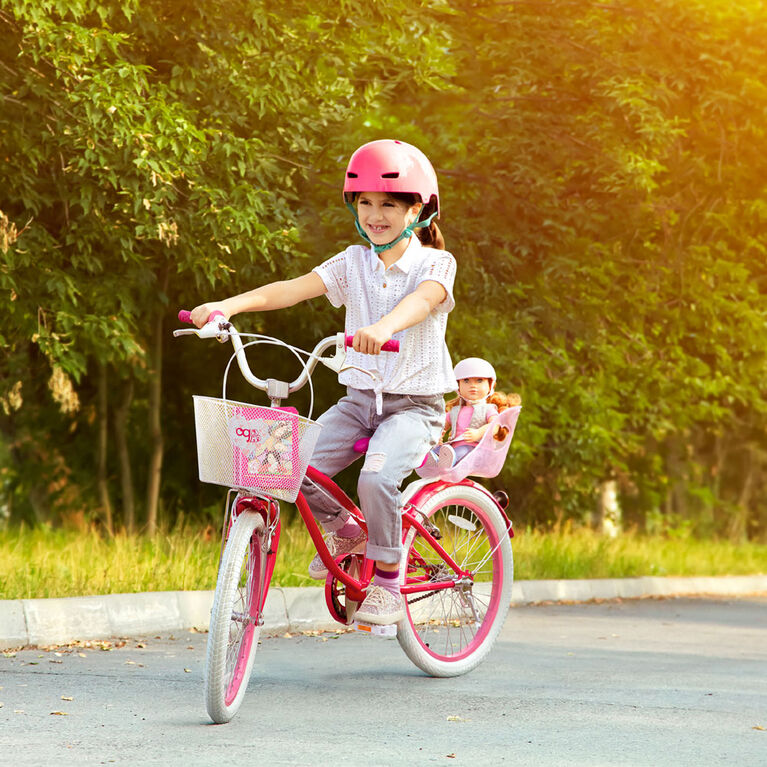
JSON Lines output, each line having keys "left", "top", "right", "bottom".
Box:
{"left": 114, "top": 377, "right": 135, "bottom": 534}
{"left": 664, "top": 437, "right": 687, "bottom": 520}
{"left": 710, "top": 433, "right": 726, "bottom": 533}
{"left": 97, "top": 363, "right": 114, "bottom": 535}
{"left": 596, "top": 479, "right": 621, "bottom": 537}
{"left": 729, "top": 445, "right": 754, "bottom": 543}
{"left": 145, "top": 313, "right": 164, "bottom": 537}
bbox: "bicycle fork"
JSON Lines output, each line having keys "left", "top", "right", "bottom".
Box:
{"left": 220, "top": 492, "right": 282, "bottom": 620}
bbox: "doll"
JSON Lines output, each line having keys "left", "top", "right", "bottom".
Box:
{"left": 424, "top": 357, "right": 521, "bottom": 470}
{"left": 247, "top": 420, "right": 294, "bottom": 476}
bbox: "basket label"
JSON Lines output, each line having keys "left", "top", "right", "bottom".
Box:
{"left": 228, "top": 412, "right": 296, "bottom": 478}
{"left": 228, "top": 415, "right": 270, "bottom": 449}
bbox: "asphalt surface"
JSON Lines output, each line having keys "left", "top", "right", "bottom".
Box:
{"left": 1, "top": 596, "right": 765, "bottom": 766}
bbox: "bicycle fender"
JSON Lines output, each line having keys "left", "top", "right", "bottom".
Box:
{"left": 403, "top": 478, "right": 514, "bottom": 539}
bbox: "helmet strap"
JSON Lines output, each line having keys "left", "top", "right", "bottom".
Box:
{"left": 346, "top": 202, "right": 438, "bottom": 254}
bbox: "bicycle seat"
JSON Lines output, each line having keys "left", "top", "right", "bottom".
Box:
{"left": 415, "top": 406, "right": 521, "bottom": 483}
{"left": 353, "top": 437, "right": 370, "bottom": 454}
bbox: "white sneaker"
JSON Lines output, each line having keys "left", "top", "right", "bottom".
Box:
{"left": 355, "top": 585, "right": 404, "bottom": 625}
{"left": 307, "top": 529, "right": 366, "bottom": 580}
{"left": 421, "top": 450, "right": 439, "bottom": 469}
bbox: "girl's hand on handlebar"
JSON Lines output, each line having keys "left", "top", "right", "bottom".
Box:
{"left": 352, "top": 322, "right": 394, "bottom": 355}
{"left": 191, "top": 302, "right": 230, "bottom": 328}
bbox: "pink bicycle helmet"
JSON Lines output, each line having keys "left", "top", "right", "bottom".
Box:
{"left": 343, "top": 139, "right": 439, "bottom": 215}
{"left": 453, "top": 358, "right": 496, "bottom": 394}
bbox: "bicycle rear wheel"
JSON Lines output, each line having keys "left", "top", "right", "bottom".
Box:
{"left": 205, "top": 510, "right": 266, "bottom": 723}
{"left": 398, "top": 484, "right": 513, "bottom": 677}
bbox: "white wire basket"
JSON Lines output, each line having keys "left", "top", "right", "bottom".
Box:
{"left": 192, "top": 395, "right": 322, "bottom": 502}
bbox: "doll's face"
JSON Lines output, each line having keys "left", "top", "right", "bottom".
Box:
{"left": 458, "top": 377, "right": 491, "bottom": 402}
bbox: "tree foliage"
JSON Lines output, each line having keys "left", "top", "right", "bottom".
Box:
{"left": 0, "top": 0, "right": 450, "bottom": 529}
{"left": 2, "top": 0, "right": 766, "bottom": 541}
{"left": 414, "top": 0, "right": 767, "bottom": 538}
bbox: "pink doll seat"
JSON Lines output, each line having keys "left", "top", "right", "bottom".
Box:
{"left": 415, "top": 406, "right": 521, "bottom": 483}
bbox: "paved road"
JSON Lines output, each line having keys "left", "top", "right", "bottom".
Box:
{"left": 1, "top": 597, "right": 765, "bottom": 766}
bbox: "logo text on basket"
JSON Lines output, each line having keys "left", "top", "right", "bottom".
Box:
{"left": 228, "top": 416, "right": 270, "bottom": 449}
{"left": 234, "top": 427, "right": 258, "bottom": 442}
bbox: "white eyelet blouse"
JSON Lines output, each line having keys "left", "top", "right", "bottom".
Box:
{"left": 313, "top": 237, "right": 458, "bottom": 402}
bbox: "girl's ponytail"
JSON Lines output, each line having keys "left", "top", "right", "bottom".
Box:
{"left": 416, "top": 220, "right": 445, "bottom": 250}
{"left": 389, "top": 194, "right": 445, "bottom": 249}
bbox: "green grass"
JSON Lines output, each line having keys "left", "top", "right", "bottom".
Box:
{"left": 1, "top": 523, "right": 765, "bottom": 600}
{"left": 515, "top": 525, "right": 767, "bottom": 580}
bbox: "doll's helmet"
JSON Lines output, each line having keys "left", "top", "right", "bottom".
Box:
{"left": 343, "top": 139, "right": 439, "bottom": 216}
{"left": 453, "top": 358, "right": 496, "bottom": 393}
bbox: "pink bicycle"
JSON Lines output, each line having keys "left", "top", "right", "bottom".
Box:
{"left": 175, "top": 312, "right": 518, "bottom": 724}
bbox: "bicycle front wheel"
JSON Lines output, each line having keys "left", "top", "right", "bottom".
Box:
{"left": 398, "top": 484, "right": 513, "bottom": 677}
{"left": 205, "top": 510, "right": 266, "bottom": 723}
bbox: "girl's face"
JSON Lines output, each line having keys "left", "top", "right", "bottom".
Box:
{"left": 356, "top": 192, "right": 422, "bottom": 246}
{"left": 458, "top": 377, "right": 491, "bottom": 402}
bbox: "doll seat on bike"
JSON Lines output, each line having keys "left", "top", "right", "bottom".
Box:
{"left": 415, "top": 405, "right": 521, "bottom": 484}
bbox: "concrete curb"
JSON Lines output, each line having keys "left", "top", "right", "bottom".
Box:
{"left": 1, "top": 575, "right": 765, "bottom": 650}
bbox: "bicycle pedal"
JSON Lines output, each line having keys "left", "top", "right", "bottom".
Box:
{"left": 353, "top": 621, "right": 397, "bottom": 638}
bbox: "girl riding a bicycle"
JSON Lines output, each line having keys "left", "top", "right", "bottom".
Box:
{"left": 191, "top": 139, "right": 457, "bottom": 626}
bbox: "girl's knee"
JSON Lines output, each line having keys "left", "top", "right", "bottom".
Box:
{"left": 358, "top": 461, "right": 395, "bottom": 498}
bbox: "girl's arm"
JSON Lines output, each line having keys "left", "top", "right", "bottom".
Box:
{"left": 352, "top": 280, "right": 447, "bottom": 354}
{"left": 190, "top": 272, "right": 327, "bottom": 327}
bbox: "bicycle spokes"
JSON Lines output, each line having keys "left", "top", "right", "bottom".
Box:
{"left": 398, "top": 489, "right": 513, "bottom": 675}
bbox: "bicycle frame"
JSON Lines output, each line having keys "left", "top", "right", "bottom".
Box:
{"left": 225, "top": 463, "right": 509, "bottom": 621}
{"left": 176, "top": 313, "right": 513, "bottom": 619}
{"left": 300, "top": 467, "right": 513, "bottom": 606}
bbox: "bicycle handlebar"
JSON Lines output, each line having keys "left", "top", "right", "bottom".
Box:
{"left": 344, "top": 335, "right": 399, "bottom": 353}
{"left": 178, "top": 309, "right": 226, "bottom": 325}
{"left": 177, "top": 311, "right": 398, "bottom": 353}
{"left": 174, "top": 310, "right": 398, "bottom": 397}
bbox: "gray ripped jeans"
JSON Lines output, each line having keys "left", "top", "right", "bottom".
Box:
{"left": 300, "top": 387, "right": 445, "bottom": 563}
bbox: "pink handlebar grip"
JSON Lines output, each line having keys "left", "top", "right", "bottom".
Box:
{"left": 345, "top": 334, "right": 400, "bottom": 353}
{"left": 177, "top": 309, "right": 226, "bottom": 325}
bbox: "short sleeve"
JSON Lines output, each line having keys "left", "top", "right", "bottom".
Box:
{"left": 417, "top": 250, "right": 457, "bottom": 313}
{"left": 312, "top": 249, "right": 350, "bottom": 308}
{"left": 486, "top": 403, "right": 500, "bottom": 422}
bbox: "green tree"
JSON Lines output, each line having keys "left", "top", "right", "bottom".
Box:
{"left": 4, "top": 0, "right": 767, "bottom": 544}
{"left": 0, "top": 0, "right": 451, "bottom": 531}
{"left": 406, "top": 0, "right": 767, "bottom": 538}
